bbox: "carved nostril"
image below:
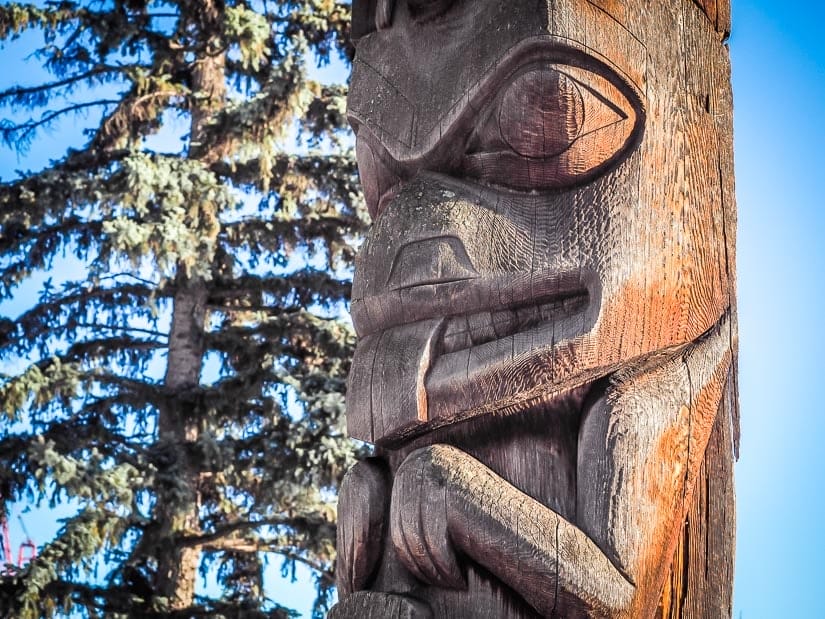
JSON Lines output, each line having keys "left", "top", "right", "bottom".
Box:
{"left": 498, "top": 68, "right": 585, "bottom": 159}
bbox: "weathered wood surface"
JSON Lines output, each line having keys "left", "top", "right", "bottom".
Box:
{"left": 329, "top": 592, "right": 433, "bottom": 619}
{"left": 657, "top": 377, "right": 736, "bottom": 618}
{"left": 333, "top": 0, "right": 737, "bottom": 617}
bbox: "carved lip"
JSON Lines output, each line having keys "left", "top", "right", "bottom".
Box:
{"left": 346, "top": 275, "right": 595, "bottom": 445}
{"left": 351, "top": 266, "right": 597, "bottom": 340}
{"left": 417, "top": 281, "right": 597, "bottom": 432}
{"left": 349, "top": 278, "right": 598, "bottom": 446}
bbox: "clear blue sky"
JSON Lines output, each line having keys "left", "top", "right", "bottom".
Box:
{"left": 1, "top": 1, "right": 824, "bottom": 617}
{"left": 730, "top": 1, "right": 825, "bottom": 616}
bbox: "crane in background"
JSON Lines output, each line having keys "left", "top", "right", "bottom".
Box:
{"left": 1, "top": 509, "right": 36, "bottom": 571}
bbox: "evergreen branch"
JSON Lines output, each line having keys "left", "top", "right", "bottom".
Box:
{"left": 191, "top": 65, "right": 304, "bottom": 163}
{"left": 0, "top": 3, "right": 90, "bottom": 40}
{"left": 73, "top": 393, "right": 160, "bottom": 438}
{"left": 93, "top": 373, "right": 163, "bottom": 392}
{"left": 93, "top": 272, "right": 160, "bottom": 287}
{"left": 221, "top": 214, "right": 364, "bottom": 249}
{"left": 0, "top": 65, "right": 134, "bottom": 109}
{"left": 213, "top": 151, "right": 360, "bottom": 199}
{"left": 7, "top": 508, "right": 131, "bottom": 617}
{"left": 205, "top": 309, "right": 351, "bottom": 344}
{"left": 0, "top": 99, "right": 119, "bottom": 150}
{"left": 72, "top": 322, "right": 167, "bottom": 339}
{"left": 206, "top": 270, "right": 352, "bottom": 310}
{"left": 274, "top": 550, "right": 335, "bottom": 586}
{"left": 0, "top": 356, "right": 85, "bottom": 422}
{"left": 180, "top": 514, "right": 330, "bottom": 549}
{"left": 92, "top": 87, "right": 188, "bottom": 151}
{"left": 1, "top": 215, "right": 101, "bottom": 245}
{"left": 39, "top": 580, "right": 144, "bottom": 616}
{"left": 0, "top": 218, "right": 103, "bottom": 267}
{"left": 0, "top": 148, "right": 129, "bottom": 220}
{"left": 2, "top": 283, "right": 159, "bottom": 356}
{"left": 63, "top": 337, "right": 165, "bottom": 365}
{"left": 204, "top": 301, "right": 288, "bottom": 313}
{"left": 0, "top": 411, "right": 146, "bottom": 487}
{"left": 201, "top": 540, "right": 335, "bottom": 585}
{"left": 35, "top": 281, "right": 154, "bottom": 309}
{"left": 35, "top": 579, "right": 290, "bottom": 619}
{"left": 0, "top": 145, "right": 129, "bottom": 186}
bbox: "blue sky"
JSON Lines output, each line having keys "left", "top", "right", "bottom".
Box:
{"left": 730, "top": 1, "right": 825, "bottom": 616}
{"left": 1, "top": 1, "right": 824, "bottom": 617}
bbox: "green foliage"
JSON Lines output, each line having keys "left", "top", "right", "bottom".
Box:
{"left": 0, "top": 1, "right": 366, "bottom": 617}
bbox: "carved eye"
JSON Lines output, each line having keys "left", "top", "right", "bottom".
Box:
{"left": 461, "top": 63, "right": 643, "bottom": 191}
{"left": 407, "top": 0, "right": 456, "bottom": 22}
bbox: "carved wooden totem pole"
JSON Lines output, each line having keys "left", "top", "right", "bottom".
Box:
{"left": 332, "top": 0, "right": 737, "bottom": 617}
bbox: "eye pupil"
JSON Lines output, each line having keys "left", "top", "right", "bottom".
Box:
{"left": 499, "top": 69, "right": 585, "bottom": 159}
{"left": 408, "top": 0, "right": 455, "bottom": 22}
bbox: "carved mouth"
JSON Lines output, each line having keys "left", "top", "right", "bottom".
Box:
{"left": 439, "top": 289, "right": 590, "bottom": 355}
{"left": 347, "top": 268, "right": 600, "bottom": 444}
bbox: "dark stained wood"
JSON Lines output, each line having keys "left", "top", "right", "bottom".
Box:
{"left": 328, "top": 591, "right": 432, "bottom": 619}
{"left": 334, "top": 0, "right": 737, "bottom": 617}
{"left": 336, "top": 460, "right": 391, "bottom": 595}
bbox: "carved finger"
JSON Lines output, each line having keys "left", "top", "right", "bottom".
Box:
{"left": 390, "top": 446, "right": 465, "bottom": 589}
{"left": 337, "top": 459, "right": 390, "bottom": 595}
{"left": 396, "top": 444, "right": 634, "bottom": 617}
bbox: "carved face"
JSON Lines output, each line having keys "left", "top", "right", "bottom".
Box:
{"left": 346, "top": 0, "right": 732, "bottom": 444}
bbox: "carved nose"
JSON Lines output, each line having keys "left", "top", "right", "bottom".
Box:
{"left": 387, "top": 236, "right": 477, "bottom": 291}
{"left": 497, "top": 68, "right": 585, "bottom": 158}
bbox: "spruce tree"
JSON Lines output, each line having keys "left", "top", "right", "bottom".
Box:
{"left": 0, "top": 1, "right": 365, "bottom": 617}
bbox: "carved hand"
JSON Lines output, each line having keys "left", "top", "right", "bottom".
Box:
{"left": 390, "top": 444, "right": 633, "bottom": 618}
{"left": 388, "top": 319, "right": 731, "bottom": 618}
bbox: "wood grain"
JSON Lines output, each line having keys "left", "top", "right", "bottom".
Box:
{"left": 335, "top": 0, "right": 737, "bottom": 616}
{"left": 657, "top": 374, "right": 736, "bottom": 617}
{"left": 328, "top": 591, "right": 432, "bottom": 619}
{"left": 336, "top": 460, "right": 390, "bottom": 595}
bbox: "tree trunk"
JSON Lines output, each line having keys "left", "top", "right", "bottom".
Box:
{"left": 156, "top": 282, "right": 208, "bottom": 609}
{"left": 154, "top": 1, "right": 226, "bottom": 608}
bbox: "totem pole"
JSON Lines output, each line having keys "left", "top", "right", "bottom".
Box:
{"left": 332, "top": 1, "right": 737, "bottom": 617}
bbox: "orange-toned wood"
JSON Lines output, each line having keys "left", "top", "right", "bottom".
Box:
{"left": 334, "top": 1, "right": 737, "bottom": 617}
